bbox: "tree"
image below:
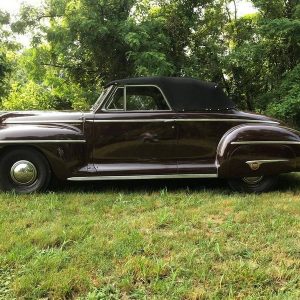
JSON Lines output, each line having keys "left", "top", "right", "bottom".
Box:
{"left": 3, "top": 46, "right": 93, "bottom": 110}
{"left": 3, "top": 0, "right": 300, "bottom": 129}
{"left": 0, "top": 10, "right": 14, "bottom": 102}
{"left": 246, "top": 0, "right": 300, "bottom": 126}
{"left": 266, "top": 64, "right": 300, "bottom": 127}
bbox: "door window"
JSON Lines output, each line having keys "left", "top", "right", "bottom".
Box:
{"left": 126, "top": 86, "right": 169, "bottom": 111}
{"left": 106, "top": 86, "right": 170, "bottom": 111}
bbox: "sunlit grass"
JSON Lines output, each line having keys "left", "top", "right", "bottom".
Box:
{"left": 0, "top": 174, "right": 300, "bottom": 299}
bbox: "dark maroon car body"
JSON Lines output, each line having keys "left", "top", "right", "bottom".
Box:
{"left": 0, "top": 77, "right": 300, "bottom": 193}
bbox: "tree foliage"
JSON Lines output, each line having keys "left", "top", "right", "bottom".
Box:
{"left": 0, "top": 0, "right": 299, "bottom": 127}
{"left": 0, "top": 10, "right": 15, "bottom": 101}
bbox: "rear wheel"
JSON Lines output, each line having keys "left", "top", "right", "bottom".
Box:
{"left": 228, "top": 175, "right": 278, "bottom": 193}
{"left": 0, "top": 148, "right": 51, "bottom": 193}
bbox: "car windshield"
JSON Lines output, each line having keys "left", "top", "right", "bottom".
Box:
{"left": 90, "top": 86, "right": 113, "bottom": 111}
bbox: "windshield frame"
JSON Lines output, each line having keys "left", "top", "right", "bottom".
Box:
{"left": 91, "top": 85, "right": 113, "bottom": 112}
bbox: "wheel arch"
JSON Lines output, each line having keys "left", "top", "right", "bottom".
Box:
{"left": 0, "top": 144, "right": 75, "bottom": 180}
{"left": 0, "top": 145, "right": 53, "bottom": 193}
{"left": 0, "top": 144, "right": 54, "bottom": 174}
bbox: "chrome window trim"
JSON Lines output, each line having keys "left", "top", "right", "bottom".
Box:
{"left": 102, "top": 84, "right": 172, "bottom": 112}
{"left": 232, "top": 141, "right": 300, "bottom": 145}
{"left": 92, "top": 85, "right": 114, "bottom": 113}
{"left": 68, "top": 173, "right": 218, "bottom": 181}
{"left": 124, "top": 85, "right": 127, "bottom": 111}
{"left": 104, "top": 87, "right": 125, "bottom": 112}
{"left": 0, "top": 140, "right": 86, "bottom": 144}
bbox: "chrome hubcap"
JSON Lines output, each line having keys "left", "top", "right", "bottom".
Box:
{"left": 10, "top": 160, "right": 37, "bottom": 185}
{"left": 242, "top": 176, "right": 263, "bottom": 185}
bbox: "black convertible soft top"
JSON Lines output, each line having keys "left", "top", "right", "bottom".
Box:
{"left": 106, "top": 77, "right": 235, "bottom": 111}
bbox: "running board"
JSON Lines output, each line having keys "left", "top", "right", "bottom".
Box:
{"left": 67, "top": 173, "right": 218, "bottom": 181}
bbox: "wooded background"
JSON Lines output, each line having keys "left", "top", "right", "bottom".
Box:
{"left": 0, "top": 0, "right": 299, "bottom": 126}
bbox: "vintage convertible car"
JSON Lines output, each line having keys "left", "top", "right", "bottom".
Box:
{"left": 0, "top": 76, "right": 299, "bottom": 193}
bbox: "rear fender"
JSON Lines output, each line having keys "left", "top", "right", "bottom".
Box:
{"left": 216, "top": 124, "right": 299, "bottom": 178}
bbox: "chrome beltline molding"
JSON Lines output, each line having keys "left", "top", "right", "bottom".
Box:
{"left": 0, "top": 140, "right": 86, "bottom": 144}
{"left": 90, "top": 119, "right": 279, "bottom": 124}
{"left": 4, "top": 120, "right": 83, "bottom": 124}
{"left": 3, "top": 118, "right": 279, "bottom": 124}
{"left": 68, "top": 173, "right": 218, "bottom": 181}
{"left": 232, "top": 141, "right": 300, "bottom": 145}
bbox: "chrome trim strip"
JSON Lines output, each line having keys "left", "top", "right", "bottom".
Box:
{"left": 90, "top": 119, "right": 278, "bottom": 124}
{"left": 232, "top": 141, "right": 300, "bottom": 145}
{"left": 246, "top": 159, "right": 290, "bottom": 166}
{"left": 246, "top": 159, "right": 290, "bottom": 171}
{"left": 124, "top": 86, "right": 127, "bottom": 111}
{"left": 4, "top": 120, "right": 83, "bottom": 124}
{"left": 5, "top": 118, "right": 278, "bottom": 124}
{"left": 0, "top": 140, "right": 86, "bottom": 144}
{"left": 91, "top": 119, "right": 174, "bottom": 123}
{"left": 175, "top": 119, "right": 279, "bottom": 124}
{"left": 67, "top": 173, "right": 218, "bottom": 181}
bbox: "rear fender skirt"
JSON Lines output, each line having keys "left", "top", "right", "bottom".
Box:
{"left": 216, "top": 124, "right": 299, "bottom": 178}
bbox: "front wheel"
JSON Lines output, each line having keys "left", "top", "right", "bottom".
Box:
{"left": 0, "top": 148, "right": 51, "bottom": 193}
{"left": 228, "top": 175, "right": 278, "bottom": 193}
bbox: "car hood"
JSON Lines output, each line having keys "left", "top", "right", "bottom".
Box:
{"left": 0, "top": 111, "right": 85, "bottom": 124}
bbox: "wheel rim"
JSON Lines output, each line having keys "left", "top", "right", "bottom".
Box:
{"left": 10, "top": 160, "right": 38, "bottom": 185}
{"left": 242, "top": 176, "right": 263, "bottom": 185}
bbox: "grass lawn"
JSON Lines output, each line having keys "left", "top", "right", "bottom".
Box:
{"left": 0, "top": 174, "right": 300, "bottom": 299}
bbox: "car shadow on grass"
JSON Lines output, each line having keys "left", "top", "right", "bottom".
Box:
{"left": 51, "top": 173, "right": 300, "bottom": 194}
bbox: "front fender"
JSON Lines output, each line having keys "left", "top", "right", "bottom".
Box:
{"left": 217, "top": 124, "right": 300, "bottom": 178}
{"left": 0, "top": 123, "right": 84, "bottom": 141}
{"left": 0, "top": 123, "right": 87, "bottom": 180}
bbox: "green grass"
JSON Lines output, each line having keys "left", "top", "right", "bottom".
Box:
{"left": 0, "top": 175, "right": 300, "bottom": 299}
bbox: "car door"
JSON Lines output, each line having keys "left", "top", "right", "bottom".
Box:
{"left": 175, "top": 112, "right": 238, "bottom": 175}
{"left": 92, "top": 85, "right": 178, "bottom": 176}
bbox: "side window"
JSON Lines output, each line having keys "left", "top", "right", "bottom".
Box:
{"left": 126, "top": 86, "right": 169, "bottom": 111}
{"left": 105, "top": 86, "right": 170, "bottom": 111}
{"left": 107, "top": 88, "right": 124, "bottom": 110}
